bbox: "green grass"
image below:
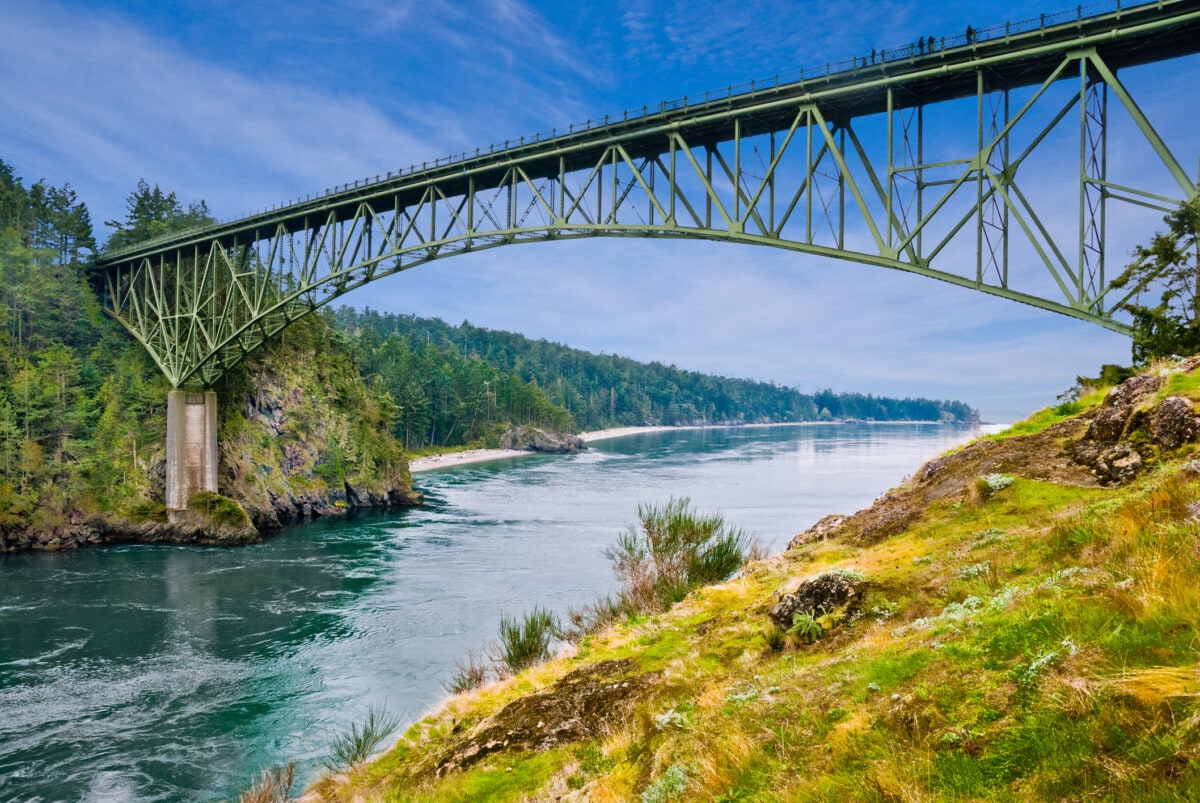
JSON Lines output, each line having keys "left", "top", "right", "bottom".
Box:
{"left": 405, "top": 748, "right": 568, "bottom": 802}
{"left": 986, "top": 387, "right": 1107, "bottom": 440}
{"left": 1161, "top": 370, "right": 1200, "bottom": 398}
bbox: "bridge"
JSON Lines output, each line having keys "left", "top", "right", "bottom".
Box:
{"left": 95, "top": 0, "right": 1200, "bottom": 514}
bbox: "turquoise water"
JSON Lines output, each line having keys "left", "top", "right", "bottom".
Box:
{"left": 0, "top": 423, "right": 974, "bottom": 801}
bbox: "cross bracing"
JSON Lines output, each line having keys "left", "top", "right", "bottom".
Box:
{"left": 99, "top": 0, "right": 1200, "bottom": 389}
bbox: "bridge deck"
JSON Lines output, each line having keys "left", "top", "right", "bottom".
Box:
{"left": 101, "top": 0, "right": 1200, "bottom": 266}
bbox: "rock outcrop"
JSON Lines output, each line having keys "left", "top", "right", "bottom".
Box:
{"left": 788, "top": 366, "right": 1200, "bottom": 548}
{"left": 768, "top": 569, "right": 869, "bottom": 631}
{"left": 219, "top": 343, "right": 422, "bottom": 531}
{"left": 500, "top": 425, "right": 587, "bottom": 454}
{"left": 435, "top": 659, "right": 656, "bottom": 776}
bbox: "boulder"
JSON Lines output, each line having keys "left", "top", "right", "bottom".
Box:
{"left": 1149, "top": 396, "right": 1198, "bottom": 450}
{"left": 1085, "top": 374, "right": 1161, "bottom": 443}
{"left": 768, "top": 570, "right": 868, "bottom": 631}
{"left": 499, "top": 426, "right": 587, "bottom": 454}
{"left": 787, "top": 514, "right": 848, "bottom": 549}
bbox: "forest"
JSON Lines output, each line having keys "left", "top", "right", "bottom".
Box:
{"left": 332, "top": 308, "right": 979, "bottom": 450}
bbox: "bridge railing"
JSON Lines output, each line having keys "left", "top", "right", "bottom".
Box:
{"left": 102, "top": 0, "right": 1169, "bottom": 260}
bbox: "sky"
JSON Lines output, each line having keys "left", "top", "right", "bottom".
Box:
{"left": 2, "top": 0, "right": 1197, "bottom": 422}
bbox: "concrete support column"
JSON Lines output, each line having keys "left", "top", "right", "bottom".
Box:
{"left": 166, "top": 389, "right": 218, "bottom": 516}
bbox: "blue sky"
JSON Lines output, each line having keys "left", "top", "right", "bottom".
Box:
{"left": 2, "top": 0, "right": 1197, "bottom": 421}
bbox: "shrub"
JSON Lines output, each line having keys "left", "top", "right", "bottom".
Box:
{"left": 126, "top": 497, "right": 167, "bottom": 523}
{"left": 974, "top": 473, "right": 1014, "bottom": 501}
{"left": 188, "top": 490, "right": 252, "bottom": 529}
{"left": 497, "top": 607, "right": 560, "bottom": 674}
{"left": 324, "top": 706, "right": 400, "bottom": 771}
{"left": 238, "top": 762, "right": 295, "bottom": 803}
{"left": 442, "top": 647, "right": 490, "bottom": 694}
{"left": 642, "top": 764, "right": 691, "bottom": 803}
{"left": 563, "top": 594, "right": 624, "bottom": 643}
{"left": 788, "top": 610, "right": 824, "bottom": 643}
{"left": 605, "top": 497, "right": 750, "bottom": 613}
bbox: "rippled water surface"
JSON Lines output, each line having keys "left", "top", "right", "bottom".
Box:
{"left": 0, "top": 424, "right": 975, "bottom": 801}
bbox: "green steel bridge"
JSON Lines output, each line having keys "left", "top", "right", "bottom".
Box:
{"left": 94, "top": 0, "right": 1200, "bottom": 510}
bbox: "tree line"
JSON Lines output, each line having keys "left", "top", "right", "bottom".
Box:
{"left": 331, "top": 307, "right": 980, "bottom": 451}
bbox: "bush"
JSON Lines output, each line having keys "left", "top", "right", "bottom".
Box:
{"left": 605, "top": 497, "right": 749, "bottom": 613}
{"left": 324, "top": 706, "right": 400, "bottom": 771}
{"left": 188, "top": 490, "right": 252, "bottom": 529}
{"left": 238, "top": 763, "right": 295, "bottom": 803}
{"left": 564, "top": 594, "right": 625, "bottom": 643}
{"left": 974, "top": 473, "right": 1014, "bottom": 501}
{"left": 497, "top": 607, "right": 560, "bottom": 674}
{"left": 442, "top": 647, "right": 490, "bottom": 694}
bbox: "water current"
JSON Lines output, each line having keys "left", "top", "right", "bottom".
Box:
{"left": 0, "top": 423, "right": 978, "bottom": 801}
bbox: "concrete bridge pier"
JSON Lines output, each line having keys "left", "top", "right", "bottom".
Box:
{"left": 166, "top": 389, "right": 218, "bottom": 520}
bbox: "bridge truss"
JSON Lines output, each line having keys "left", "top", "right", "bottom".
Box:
{"left": 100, "top": 0, "right": 1200, "bottom": 389}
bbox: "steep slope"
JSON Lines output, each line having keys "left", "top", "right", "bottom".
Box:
{"left": 216, "top": 315, "right": 422, "bottom": 533}
{"left": 306, "top": 358, "right": 1200, "bottom": 801}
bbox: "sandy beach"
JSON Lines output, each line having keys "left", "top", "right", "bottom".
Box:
{"left": 406, "top": 426, "right": 678, "bottom": 473}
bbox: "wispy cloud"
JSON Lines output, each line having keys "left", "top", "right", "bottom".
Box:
{"left": 0, "top": 3, "right": 448, "bottom": 225}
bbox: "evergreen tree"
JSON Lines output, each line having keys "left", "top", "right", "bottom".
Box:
{"left": 1112, "top": 197, "right": 1200, "bottom": 363}
{"left": 104, "top": 179, "right": 213, "bottom": 251}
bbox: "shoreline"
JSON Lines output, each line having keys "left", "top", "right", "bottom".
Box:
{"left": 406, "top": 426, "right": 679, "bottom": 473}
{"left": 407, "top": 420, "right": 978, "bottom": 473}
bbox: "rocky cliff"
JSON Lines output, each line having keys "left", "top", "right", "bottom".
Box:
{"left": 219, "top": 321, "right": 422, "bottom": 532}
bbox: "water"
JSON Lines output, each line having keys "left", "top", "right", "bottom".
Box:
{"left": 0, "top": 423, "right": 974, "bottom": 801}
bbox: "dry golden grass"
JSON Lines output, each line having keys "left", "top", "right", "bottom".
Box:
{"left": 1107, "top": 666, "right": 1200, "bottom": 706}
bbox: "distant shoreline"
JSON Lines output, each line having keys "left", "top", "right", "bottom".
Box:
{"left": 407, "top": 420, "right": 976, "bottom": 473}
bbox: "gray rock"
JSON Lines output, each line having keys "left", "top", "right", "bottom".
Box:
{"left": 1149, "top": 396, "right": 1198, "bottom": 450}
{"left": 768, "top": 570, "right": 868, "bottom": 631}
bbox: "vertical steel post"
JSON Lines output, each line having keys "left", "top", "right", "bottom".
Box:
{"left": 886, "top": 88, "right": 894, "bottom": 249}
{"left": 1078, "top": 56, "right": 1088, "bottom": 304}
{"left": 976, "top": 69, "right": 985, "bottom": 284}
{"left": 734, "top": 117, "right": 742, "bottom": 224}
{"left": 917, "top": 104, "right": 925, "bottom": 259}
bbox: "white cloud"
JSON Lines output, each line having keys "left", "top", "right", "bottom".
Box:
{"left": 0, "top": 3, "right": 439, "bottom": 226}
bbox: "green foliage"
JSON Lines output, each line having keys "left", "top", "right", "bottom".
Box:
{"left": 787, "top": 610, "right": 824, "bottom": 643}
{"left": 605, "top": 497, "right": 749, "bottom": 612}
{"left": 497, "top": 607, "right": 560, "bottom": 674}
{"left": 331, "top": 307, "right": 979, "bottom": 439}
{"left": 103, "top": 178, "right": 214, "bottom": 252}
{"left": 125, "top": 498, "right": 167, "bottom": 523}
{"left": 642, "top": 764, "right": 690, "bottom": 803}
{"left": 188, "top": 491, "right": 251, "bottom": 529}
{"left": 324, "top": 706, "right": 400, "bottom": 771}
{"left": 1111, "top": 197, "right": 1200, "bottom": 363}
{"left": 0, "top": 482, "right": 32, "bottom": 533}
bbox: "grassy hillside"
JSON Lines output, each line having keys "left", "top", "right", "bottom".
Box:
{"left": 299, "top": 357, "right": 1200, "bottom": 801}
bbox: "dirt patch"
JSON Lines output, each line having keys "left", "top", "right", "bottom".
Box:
{"left": 788, "top": 418, "right": 1100, "bottom": 549}
{"left": 786, "top": 373, "right": 1200, "bottom": 550}
{"left": 436, "top": 658, "right": 657, "bottom": 775}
